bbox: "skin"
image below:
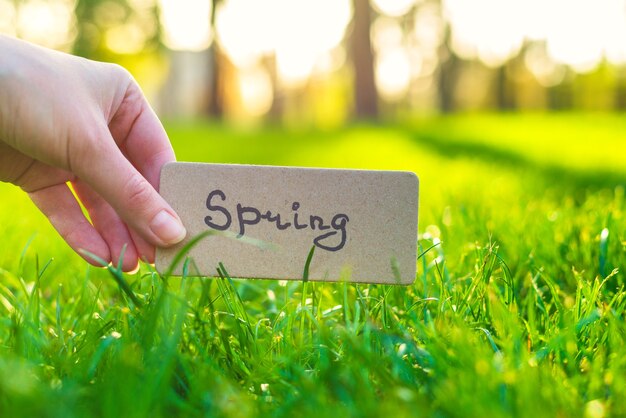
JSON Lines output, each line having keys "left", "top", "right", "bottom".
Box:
{"left": 0, "top": 35, "right": 186, "bottom": 272}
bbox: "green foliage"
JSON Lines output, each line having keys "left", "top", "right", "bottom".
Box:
{"left": 0, "top": 113, "right": 625, "bottom": 417}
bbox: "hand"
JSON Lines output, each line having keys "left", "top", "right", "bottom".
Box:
{"left": 0, "top": 35, "right": 186, "bottom": 272}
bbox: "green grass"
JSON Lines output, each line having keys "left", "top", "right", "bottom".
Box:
{"left": 1, "top": 113, "right": 626, "bottom": 417}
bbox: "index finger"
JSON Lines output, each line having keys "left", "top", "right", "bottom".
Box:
{"left": 108, "top": 81, "right": 175, "bottom": 189}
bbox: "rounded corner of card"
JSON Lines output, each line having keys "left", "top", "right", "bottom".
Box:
{"left": 406, "top": 171, "right": 419, "bottom": 186}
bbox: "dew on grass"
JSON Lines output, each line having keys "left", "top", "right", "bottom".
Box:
{"left": 600, "top": 228, "right": 609, "bottom": 241}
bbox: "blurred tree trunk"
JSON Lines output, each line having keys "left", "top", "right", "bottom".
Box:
{"left": 547, "top": 77, "right": 573, "bottom": 110}
{"left": 206, "top": 44, "right": 225, "bottom": 118}
{"left": 351, "top": 0, "right": 378, "bottom": 119}
{"left": 615, "top": 69, "right": 626, "bottom": 110}
{"left": 495, "top": 60, "right": 517, "bottom": 110}
{"left": 206, "top": 0, "right": 224, "bottom": 119}
{"left": 263, "top": 54, "right": 283, "bottom": 122}
{"left": 437, "top": 27, "right": 457, "bottom": 113}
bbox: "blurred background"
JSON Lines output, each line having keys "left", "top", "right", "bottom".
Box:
{"left": 3, "top": 0, "right": 626, "bottom": 127}
{"left": 4, "top": 0, "right": 626, "bottom": 273}
{"left": 2, "top": 0, "right": 626, "bottom": 305}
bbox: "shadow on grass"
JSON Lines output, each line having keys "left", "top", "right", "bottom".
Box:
{"left": 407, "top": 130, "right": 626, "bottom": 192}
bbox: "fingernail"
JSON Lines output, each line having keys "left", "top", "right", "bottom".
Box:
{"left": 149, "top": 210, "right": 186, "bottom": 245}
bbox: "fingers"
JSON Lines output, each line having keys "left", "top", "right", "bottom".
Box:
{"left": 29, "top": 183, "right": 111, "bottom": 267}
{"left": 106, "top": 81, "right": 178, "bottom": 263}
{"left": 108, "top": 87, "right": 173, "bottom": 264}
{"left": 73, "top": 126, "right": 186, "bottom": 249}
{"left": 109, "top": 78, "right": 175, "bottom": 188}
{"left": 71, "top": 180, "right": 140, "bottom": 272}
{"left": 128, "top": 229, "right": 155, "bottom": 264}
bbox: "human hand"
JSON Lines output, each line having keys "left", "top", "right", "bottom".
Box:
{"left": 0, "top": 35, "right": 186, "bottom": 272}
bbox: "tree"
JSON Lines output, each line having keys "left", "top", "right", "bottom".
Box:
{"left": 351, "top": 0, "right": 378, "bottom": 119}
{"left": 437, "top": 24, "right": 458, "bottom": 113}
{"left": 206, "top": 0, "right": 224, "bottom": 118}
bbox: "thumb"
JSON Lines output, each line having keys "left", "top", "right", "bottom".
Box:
{"left": 75, "top": 128, "right": 186, "bottom": 247}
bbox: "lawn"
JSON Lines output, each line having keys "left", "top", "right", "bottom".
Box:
{"left": 0, "top": 113, "right": 625, "bottom": 417}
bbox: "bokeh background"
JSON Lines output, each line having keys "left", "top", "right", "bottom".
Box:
{"left": 3, "top": 0, "right": 626, "bottom": 125}
{"left": 3, "top": 0, "right": 626, "bottom": 273}
{"left": 4, "top": 5, "right": 626, "bottom": 416}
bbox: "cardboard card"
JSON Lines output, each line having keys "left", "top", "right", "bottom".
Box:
{"left": 155, "top": 162, "right": 419, "bottom": 284}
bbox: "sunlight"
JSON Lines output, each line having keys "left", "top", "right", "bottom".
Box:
{"left": 543, "top": 0, "right": 605, "bottom": 73}
{"left": 542, "top": 0, "right": 626, "bottom": 71}
{"left": 376, "top": 47, "right": 412, "bottom": 100}
{"left": 216, "top": 0, "right": 275, "bottom": 67}
{"left": 160, "top": 0, "right": 626, "bottom": 75}
{"left": 372, "top": 0, "right": 418, "bottom": 17}
{"left": 238, "top": 66, "right": 274, "bottom": 116}
{"left": 5, "top": 0, "right": 626, "bottom": 99}
{"left": 444, "top": 0, "right": 626, "bottom": 72}
{"left": 524, "top": 43, "right": 566, "bottom": 87}
{"left": 444, "top": 0, "right": 524, "bottom": 67}
{"left": 15, "top": 0, "right": 75, "bottom": 50}
{"left": 315, "top": 46, "right": 347, "bottom": 74}
{"left": 216, "top": 0, "right": 351, "bottom": 87}
{"left": 371, "top": 16, "right": 413, "bottom": 100}
{"left": 413, "top": 3, "right": 444, "bottom": 50}
{"left": 604, "top": 1, "right": 626, "bottom": 65}
{"left": 274, "top": 0, "right": 351, "bottom": 86}
{"left": 0, "top": 0, "right": 16, "bottom": 37}
{"left": 372, "top": 16, "right": 404, "bottom": 51}
{"left": 158, "top": 0, "right": 211, "bottom": 51}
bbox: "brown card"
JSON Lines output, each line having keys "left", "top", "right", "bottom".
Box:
{"left": 155, "top": 163, "right": 419, "bottom": 284}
